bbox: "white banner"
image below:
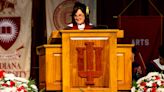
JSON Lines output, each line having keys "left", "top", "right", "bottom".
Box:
{"left": 46, "top": 0, "right": 97, "bottom": 40}
{"left": 0, "top": 0, "right": 32, "bottom": 79}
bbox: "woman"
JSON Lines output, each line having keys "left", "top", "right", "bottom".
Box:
{"left": 49, "top": 2, "right": 93, "bottom": 44}
{"left": 66, "top": 2, "right": 94, "bottom": 30}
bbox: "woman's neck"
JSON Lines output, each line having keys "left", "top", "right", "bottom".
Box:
{"left": 77, "top": 23, "right": 85, "bottom": 25}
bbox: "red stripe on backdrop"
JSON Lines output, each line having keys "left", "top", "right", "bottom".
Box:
{"left": 118, "top": 16, "right": 163, "bottom": 74}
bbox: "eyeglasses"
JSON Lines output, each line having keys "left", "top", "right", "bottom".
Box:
{"left": 74, "top": 14, "right": 84, "bottom": 18}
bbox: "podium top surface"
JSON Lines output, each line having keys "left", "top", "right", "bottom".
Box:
{"left": 60, "top": 29, "right": 122, "bottom": 33}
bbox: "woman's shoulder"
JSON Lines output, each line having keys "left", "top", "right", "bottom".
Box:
{"left": 67, "top": 23, "right": 73, "bottom": 27}
{"left": 63, "top": 23, "right": 72, "bottom": 30}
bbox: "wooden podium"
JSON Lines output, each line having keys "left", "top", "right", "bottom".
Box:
{"left": 37, "top": 29, "right": 134, "bottom": 92}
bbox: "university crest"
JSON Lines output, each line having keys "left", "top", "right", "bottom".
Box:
{"left": 0, "top": 17, "right": 20, "bottom": 50}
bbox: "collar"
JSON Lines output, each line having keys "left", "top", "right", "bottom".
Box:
{"left": 77, "top": 24, "right": 85, "bottom": 30}
{"left": 67, "top": 23, "right": 93, "bottom": 30}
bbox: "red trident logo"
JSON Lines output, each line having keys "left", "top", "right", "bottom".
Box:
{"left": 76, "top": 42, "right": 103, "bottom": 85}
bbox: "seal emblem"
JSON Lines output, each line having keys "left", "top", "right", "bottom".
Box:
{"left": 0, "top": 17, "right": 20, "bottom": 50}
{"left": 53, "top": 0, "right": 76, "bottom": 30}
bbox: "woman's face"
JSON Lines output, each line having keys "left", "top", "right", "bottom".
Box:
{"left": 74, "top": 9, "right": 85, "bottom": 25}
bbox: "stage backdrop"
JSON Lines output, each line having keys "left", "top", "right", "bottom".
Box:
{"left": 118, "top": 16, "right": 163, "bottom": 74}
{"left": 0, "top": 0, "right": 32, "bottom": 79}
{"left": 46, "top": 0, "right": 97, "bottom": 40}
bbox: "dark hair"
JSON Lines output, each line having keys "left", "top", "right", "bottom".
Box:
{"left": 159, "top": 45, "right": 164, "bottom": 58}
{"left": 71, "top": 2, "right": 90, "bottom": 25}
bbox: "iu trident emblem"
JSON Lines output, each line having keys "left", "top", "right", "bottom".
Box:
{"left": 76, "top": 42, "right": 103, "bottom": 85}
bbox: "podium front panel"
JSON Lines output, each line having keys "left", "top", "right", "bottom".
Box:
{"left": 61, "top": 30, "right": 120, "bottom": 92}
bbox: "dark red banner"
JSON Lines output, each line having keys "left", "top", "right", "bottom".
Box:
{"left": 118, "top": 16, "right": 163, "bottom": 74}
